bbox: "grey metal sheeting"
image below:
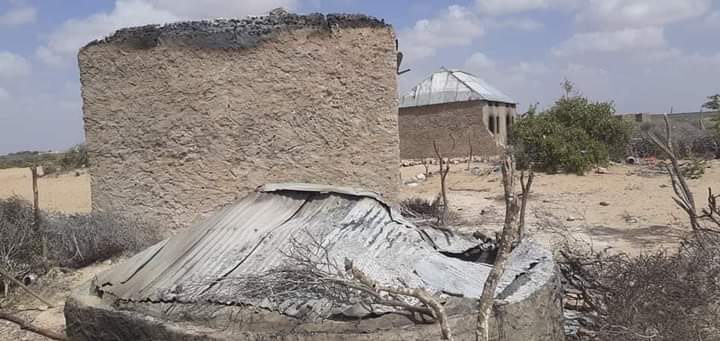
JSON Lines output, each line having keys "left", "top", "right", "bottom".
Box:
{"left": 399, "top": 69, "right": 516, "bottom": 108}
{"left": 95, "top": 183, "right": 553, "bottom": 316}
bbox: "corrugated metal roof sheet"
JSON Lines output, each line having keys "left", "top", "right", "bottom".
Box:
{"left": 95, "top": 184, "right": 552, "bottom": 319}
{"left": 399, "top": 69, "right": 516, "bottom": 108}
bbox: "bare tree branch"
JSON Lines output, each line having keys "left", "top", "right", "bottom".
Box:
{"left": 476, "top": 155, "right": 520, "bottom": 341}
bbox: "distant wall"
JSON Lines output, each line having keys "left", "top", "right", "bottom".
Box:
{"left": 398, "top": 100, "right": 515, "bottom": 159}
{"left": 620, "top": 111, "right": 720, "bottom": 129}
{"left": 79, "top": 13, "right": 400, "bottom": 229}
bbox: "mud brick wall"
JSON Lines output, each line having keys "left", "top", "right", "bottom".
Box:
{"left": 79, "top": 13, "right": 399, "bottom": 229}
{"left": 398, "top": 100, "right": 515, "bottom": 159}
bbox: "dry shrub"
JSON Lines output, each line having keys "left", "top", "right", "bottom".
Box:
{"left": 561, "top": 232, "right": 720, "bottom": 341}
{"left": 0, "top": 197, "right": 43, "bottom": 277}
{"left": 400, "top": 197, "right": 440, "bottom": 218}
{"left": 400, "top": 195, "right": 463, "bottom": 226}
{"left": 0, "top": 197, "right": 161, "bottom": 273}
{"left": 45, "top": 212, "right": 161, "bottom": 268}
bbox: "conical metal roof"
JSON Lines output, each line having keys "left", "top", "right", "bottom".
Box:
{"left": 400, "top": 69, "right": 516, "bottom": 108}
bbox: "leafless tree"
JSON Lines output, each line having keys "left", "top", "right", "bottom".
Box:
{"left": 518, "top": 170, "right": 535, "bottom": 240}
{"left": 433, "top": 135, "right": 456, "bottom": 226}
{"left": 467, "top": 134, "right": 474, "bottom": 171}
{"left": 646, "top": 114, "right": 719, "bottom": 236}
{"left": 476, "top": 155, "right": 521, "bottom": 341}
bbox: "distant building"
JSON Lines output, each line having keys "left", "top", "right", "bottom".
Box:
{"left": 398, "top": 69, "right": 517, "bottom": 159}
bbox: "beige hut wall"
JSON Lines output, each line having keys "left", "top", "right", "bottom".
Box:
{"left": 79, "top": 25, "right": 399, "bottom": 229}
{"left": 398, "top": 100, "right": 516, "bottom": 159}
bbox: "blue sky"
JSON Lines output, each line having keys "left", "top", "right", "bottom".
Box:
{"left": 1, "top": 0, "right": 719, "bottom": 154}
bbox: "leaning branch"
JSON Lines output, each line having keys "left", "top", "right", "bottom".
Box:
{"left": 0, "top": 267, "right": 54, "bottom": 308}
{"left": 347, "top": 260, "right": 453, "bottom": 341}
{"left": 0, "top": 311, "right": 67, "bottom": 340}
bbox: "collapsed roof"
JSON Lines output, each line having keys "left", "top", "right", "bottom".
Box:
{"left": 399, "top": 69, "right": 516, "bottom": 108}
{"left": 93, "top": 183, "right": 552, "bottom": 320}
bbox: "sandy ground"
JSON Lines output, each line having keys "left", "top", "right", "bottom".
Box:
{"left": 0, "top": 261, "right": 115, "bottom": 341}
{"left": 0, "top": 168, "right": 91, "bottom": 214}
{"left": 399, "top": 160, "right": 719, "bottom": 255}
{"left": 0, "top": 161, "right": 717, "bottom": 339}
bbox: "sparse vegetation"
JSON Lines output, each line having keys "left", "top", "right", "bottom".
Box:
{"left": 561, "top": 115, "right": 720, "bottom": 341}
{"left": 0, "top": 196, "right": 160, "bottom": 281}
{"left": 511, "top": 81, "right": 632, "bottom": 174}
{"left": 0, "top": 144, "right": 88, "bottom": 175}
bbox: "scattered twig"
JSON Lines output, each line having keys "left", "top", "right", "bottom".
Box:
{"left": 346, "top": 260, "right": 453, "bottom": 341}
{"left": 0, "top": 311, "right": 67, "bottom": 340}
{"left": 0, "top": 267, "right": 54, "bottom": 308}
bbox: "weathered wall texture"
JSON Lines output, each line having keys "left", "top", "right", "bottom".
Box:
{"left": 398, "top": 100, "right": 515, "bottom": 159}
{"left": 79, "top": 14, "right": 399, "bottom": 229}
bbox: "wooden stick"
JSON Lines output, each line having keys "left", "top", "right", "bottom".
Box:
{"left": 0, "top": 267, "right": 54, "bottom": 308}
{"left": 0, "top": 311, "right": 67, "bottom": 340}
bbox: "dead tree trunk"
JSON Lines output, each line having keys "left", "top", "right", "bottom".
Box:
{"left": 518, "top": 170, "right": 534, "bottom": 240}
{"left": 433, "top": 141, "right": 451, "bottom": 225}
{"left": 467, "top": 135, "right": 474, "bottom": 171}
{"left": 30, "top": 166, "right": 46, "bottom": 259}
{"left": 476, "top": 155, "right": 520, "bottom": 341}
{"left": 646, "top": 114, "right": 699, "bottom": 230}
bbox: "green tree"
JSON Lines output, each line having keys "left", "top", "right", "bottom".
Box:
{"left": 704, "top": 95, "right": 720, "bottom": 142}
{"left": 511, "top": 83, "right": 632, "bottom": 175}
{"left": 702, "top": 94, "right": 720, "bottom": 111}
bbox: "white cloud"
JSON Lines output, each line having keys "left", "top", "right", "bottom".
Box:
{"left": 703, "top": 11, "right": 720, "bottom": 27}
{"left": 0, "top": 51, "right": 30, "bottom": 79}
{"left": 143, "top": 0, "right": 297, "bottom": 19}
{"left": 487, "top": 17, "right": 543, "bottom": 31}
{"left": 398, "top": 5, "right": 484, "bottom": 63}
{"left": 36, "top": 0, "right": 298, "bottom": 66}
{"left": 0, "top": 6, "right": 36, "bottom": 25}
{"left": 510, "top": 61, "right": 549, "bottom": 75}
{"left": 37, "top": 0, "right": 179, "bottom": 65}
{"left": 577, "top": 0, "right": 711, "bottom": 29}
{"left": 475, "top": 0, "right": 575, "bottom": 16}
{"left": 465, "top": 52, "right": 496, "bottom": 70}
{"left": 553, "top": 26, "right": 666, "bottom": 56}
{"left": 0, "top": 87, "right": 9, "bottom": 101}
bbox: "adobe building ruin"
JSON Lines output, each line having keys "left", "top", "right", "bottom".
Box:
{"left": 398, "top": 69, "right": 517, "bottom": 159}
{"left": 78, "top": 12, "right": 399, "bottom": 229}
{"left": 65, "top": 184, "right": 565, "bottom": 341}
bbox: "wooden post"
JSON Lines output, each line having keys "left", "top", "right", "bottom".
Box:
{"left": 30, "top": 167, "right": 46, "bottom": 259}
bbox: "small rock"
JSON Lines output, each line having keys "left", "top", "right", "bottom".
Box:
{"left": 415, "top": 173, "right": 426, "bottom": 181}
{"left": 405, "top": 182, "right": 419, "bottom": 187}
{"left": 599, "top": 201, "right": 610, "bottom": 207}
{"left": 566, "top": 216, "right": 577, "bottom": 222}
{"left": 103, "top": 259, "right": 113, "bottom": 265}
{"left": 595, "top": 167, "right": 608, "bottom": 174}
